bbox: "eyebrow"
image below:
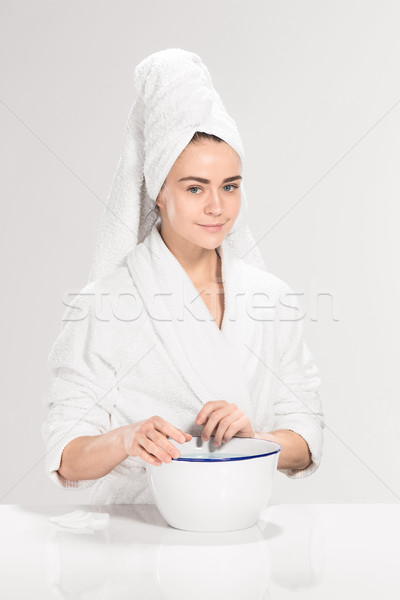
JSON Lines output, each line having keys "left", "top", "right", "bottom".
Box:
{"left": 177, "top": 175, "right": 242, "bottom": 184}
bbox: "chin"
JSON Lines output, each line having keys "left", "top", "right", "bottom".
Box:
{"left": 193, "top": 236, "right": 221, "bottom": 250}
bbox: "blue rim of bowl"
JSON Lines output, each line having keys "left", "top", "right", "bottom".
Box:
{"left": 173, "top": 436, "right": 282, "bottom": 462}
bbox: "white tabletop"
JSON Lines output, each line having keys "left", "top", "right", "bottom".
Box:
{"left": 0, "top": 503, "right": 399, "bottom": 599}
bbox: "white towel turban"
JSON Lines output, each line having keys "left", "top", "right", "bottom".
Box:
{"left": 87, "top": 47, "right": 267, "bottom": 284}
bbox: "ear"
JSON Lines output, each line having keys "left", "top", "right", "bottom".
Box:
{"left": 155, "top": 188, "right": 165, "bottom": 210}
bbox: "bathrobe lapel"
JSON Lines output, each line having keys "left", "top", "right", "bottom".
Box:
{"left": 127, "top": 224, "right": 258, "bottom": 414}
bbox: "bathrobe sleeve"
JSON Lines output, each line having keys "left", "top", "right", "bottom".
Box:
{"left": 41, "top": 281, "right": 118, "bottom": 491}
{"left": 272, "top": 284, "right": 325, "bottom": 479}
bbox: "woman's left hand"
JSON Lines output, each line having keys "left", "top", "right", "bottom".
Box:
{"left": 195, "top": 400, "right": 255, "bottom": 447}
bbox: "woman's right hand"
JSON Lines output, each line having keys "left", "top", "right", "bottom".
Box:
{"left": 119, "top": 416, "right": 192, "bottom": 466}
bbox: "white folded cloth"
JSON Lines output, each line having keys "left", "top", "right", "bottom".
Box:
{"left": 49, "top": 510, "right": 110, "bottom": 533}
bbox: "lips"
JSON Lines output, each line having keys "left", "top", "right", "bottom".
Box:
{"left": 197, "top": 222, "right": 225, "bottom": 232}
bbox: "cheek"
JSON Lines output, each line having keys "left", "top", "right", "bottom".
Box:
{"left": 231, "top": 195, "right": 241, "bottom": 216}
{"left": 167, "top": 197, "right": 195, "bottom": 222}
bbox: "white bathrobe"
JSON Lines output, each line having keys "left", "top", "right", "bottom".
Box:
{"left": 42, "top": 223, "right": 324, "bottom": 504}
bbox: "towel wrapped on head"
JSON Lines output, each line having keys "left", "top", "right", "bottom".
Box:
{"left": 88, "top": 47, "right": 266, "bottom": 285}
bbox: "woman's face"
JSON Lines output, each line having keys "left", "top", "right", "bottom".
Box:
{"left": 155, "top": 139, "right": 242, "bottom": 251}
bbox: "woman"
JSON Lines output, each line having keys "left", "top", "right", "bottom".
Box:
{"left": 42, "top": 49, "right": 324, "bottom": 504}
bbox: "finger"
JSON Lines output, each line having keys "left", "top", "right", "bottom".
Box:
{"left": 141, "top": 436, "right": 176, "bottom": 463}
{"left": 212, "top": 413, "right": 241, "bottom": 446}
{"left": 136, "top": 445, "right": 163, "bottom": 466}
{"left": 201, "top": 406, "right": 234, "bottom": 441}
{"left": 196, "top": 401, "right": 229, "bottom": 425}
{"left": 147, "top": 429, "right": 181, "bottom": 459}
{"left": 155, "top": 420, "right": 188, "bottom": 445}
{"left": 212, "top": 422, "right": 231, "bottom": 446}
{"left": 214, "top": 410, "right": 244, "bottom": 445}
{"left": 221, "top": 417, "right": 247, "bottom": 443}
{"left": 173, "top": 430, "right": 192, "bottom": 444}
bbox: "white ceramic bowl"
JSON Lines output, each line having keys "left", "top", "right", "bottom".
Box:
{"left": 146, "top": 436, "right": 281, "bottom": 532}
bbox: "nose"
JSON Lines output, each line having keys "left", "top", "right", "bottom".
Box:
{"left": 205, "top": 190, "right": 224, "bottom": 215}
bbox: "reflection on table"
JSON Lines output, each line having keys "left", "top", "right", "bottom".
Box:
{"left": 1, "top": 504, "right": 399, "bottom": 599}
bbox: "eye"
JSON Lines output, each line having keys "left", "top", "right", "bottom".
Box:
{"left": 223, "top": 184, "right": 239, "bottom": 192}
{"left": 188, "top": 186, "right": 202, "bottom": 194}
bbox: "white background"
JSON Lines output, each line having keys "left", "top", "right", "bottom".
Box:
{"left": 1, "top": 0, "right": 399, "bottom": 504}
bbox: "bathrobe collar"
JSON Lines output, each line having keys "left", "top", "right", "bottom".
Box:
{"left": 127, "top": 223, "right": 257, "bottom": 413}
